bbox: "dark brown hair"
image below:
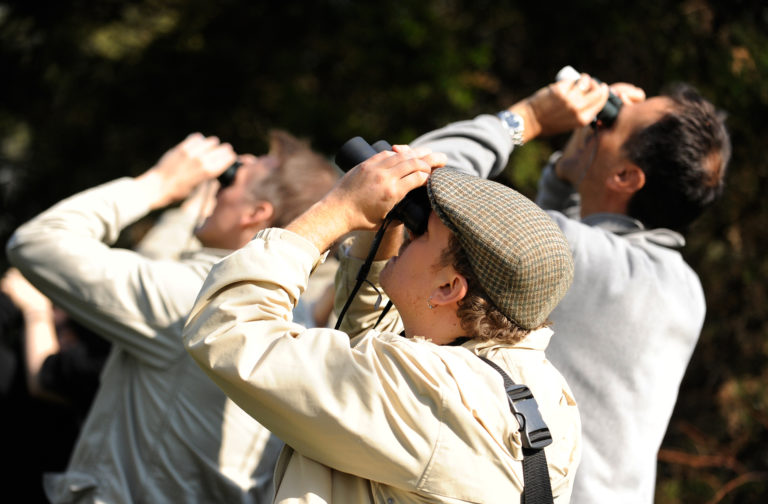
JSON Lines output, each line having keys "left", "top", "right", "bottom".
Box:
{"left": 624, "top": 84, "right": 731, "bottom": 232}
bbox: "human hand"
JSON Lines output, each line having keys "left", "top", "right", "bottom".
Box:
{"left": 138, "top": 133, "right": 237, "bottom": 210}
{"left": 285, "top": 145, "right": 445, "bottom": 254}
{"left": 1, "top": 268, "right": 52, "bottom": 316}
{"left": 523, "top": 73, "right": 610, "bottom": 138}
{"left": 328, "top": 144, "right": 446, "bottom": 231}
{"left": 553, "top": 81, "right": 646, "bottom": 185}
{"left": 609, "top": 82, "right": 646, "bottom": 105}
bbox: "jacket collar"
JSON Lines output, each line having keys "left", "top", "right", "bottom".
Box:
{"left": 460, "top": 327, "right": 554, "bottom": 354}
{"left": 181, "top": 246, "right": 233, "bottom": 261}
{"left": 581, "top": 212, "right": 686, "bottom": 249}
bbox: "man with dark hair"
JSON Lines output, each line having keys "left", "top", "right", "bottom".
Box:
{"left": 623, "top": 83, "right": 729, "bottom": 231}
{"left": 6, "top": 130, "right": 339, "bottom": 503}
{"left": 411, "top": 73, "right": 731, "bottom": 503}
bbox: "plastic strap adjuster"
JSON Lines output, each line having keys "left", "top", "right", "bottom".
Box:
{"left": 505, "top": 383, "right": 553, "bottom": 450}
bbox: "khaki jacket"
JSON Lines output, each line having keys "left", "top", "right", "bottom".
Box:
{"left": 183, "top": 228, "right": 581, "bottom": 503}
{"left": 7, "top": 179, "right": 314, "bottom": 503}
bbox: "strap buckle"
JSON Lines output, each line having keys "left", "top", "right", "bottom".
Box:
{"left": 505, "top": 383, "right": 553, "bottom": 450}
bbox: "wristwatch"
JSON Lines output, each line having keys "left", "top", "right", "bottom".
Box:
{"left": 496, "top": 110, "right": 525, "bottom": 146}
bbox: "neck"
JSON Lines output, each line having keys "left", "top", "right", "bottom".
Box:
{"left": 580, "top": 192, "right": 630, "bottom": 219}
{"left": 403, "top": 308, "right": 465, "bottom": 346}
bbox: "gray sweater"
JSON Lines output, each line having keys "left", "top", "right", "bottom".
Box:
{"left": 413, "top": 115, "right": 705, "bottom": 504}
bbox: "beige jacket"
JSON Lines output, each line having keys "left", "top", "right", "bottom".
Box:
{"left": 6, "top": 178, "right": 327, "bottom": 503}
{"left": 183, "top": 228, "right": 581, "bottom": 503}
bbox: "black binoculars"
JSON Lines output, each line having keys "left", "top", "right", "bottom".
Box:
{"left": 593, "top": 86, "right": 623, "bottom": 129}
{"left": 556, "top": 65, "right": 623, "bottom": 129}
{"left": 335, "top": 137, "right": 432, "bottom": 236}
{"left": 217, "top": 160, "right": 242, "bottom": 189}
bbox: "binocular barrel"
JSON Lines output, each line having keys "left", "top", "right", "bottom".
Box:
{"left": 556, "top": 65, "right": 622, "bottom": 128}
{"left": 334, "top": 136, "right": 431, "bottom": 235}
{"left": 335, "top": 137, "right": 392, "bottom": 172}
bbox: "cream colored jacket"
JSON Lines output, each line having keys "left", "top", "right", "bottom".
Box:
{"left": 6, "top": 179, "right": 322, "bottom": 503}
{"left": 183, "top": 228, "right": 581, "bottom": 503}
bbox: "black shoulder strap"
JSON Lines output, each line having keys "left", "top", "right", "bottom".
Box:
{"left": 479, "top": 356, "right": 555, "bottom": 504}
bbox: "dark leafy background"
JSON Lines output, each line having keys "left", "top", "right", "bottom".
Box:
{"left": 1, "top": 1, "right": 766, "bottom": 502}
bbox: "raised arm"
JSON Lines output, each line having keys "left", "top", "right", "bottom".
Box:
{"left": 182, "top": 146, "right": 447, "bottom": 479}
{"left": 411, "top": 73, "right": 611, "bottom": 180}
{"left": 6, "top": 134, "right": 235, "bottom": 366}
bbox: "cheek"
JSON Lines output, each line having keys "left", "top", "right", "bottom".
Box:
{"left": 196, "top": 202, "right": 237, "bottom": 238}
{"left": 380, "top": 255, "right": 413, "bottom": 300}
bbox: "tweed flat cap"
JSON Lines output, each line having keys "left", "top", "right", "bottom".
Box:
{"left": 427, "top": 168, "right": 574, "bottom": 329}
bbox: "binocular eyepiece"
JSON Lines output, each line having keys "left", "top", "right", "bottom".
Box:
{"left": 218, "top": 160, "right": 242, "bottom": 189}
{"left": 335, "top": 137, "right": 432, "bottom": 236}
{"left": 556, "top": 65, "right": 623, "bottom": 129}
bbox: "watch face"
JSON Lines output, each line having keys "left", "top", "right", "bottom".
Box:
{"left": 498, "top": 111, "right": 523, "bottom": 129}
{"left": 508, "top": 114, "right": 523, "bottom": 129}
{"left": 498, "top": 111, "right": 525, "bottom": 145}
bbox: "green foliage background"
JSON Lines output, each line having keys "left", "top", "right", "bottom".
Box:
{"left": 1, "top": 1, "right": 766, "bottom": 501}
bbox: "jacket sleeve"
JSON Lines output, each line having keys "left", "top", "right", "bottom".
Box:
{"left": 134, "top": 205, "right": 201, "bottom": 260}
{"left": 183, "top": 228, "right": 443, "bottom": 488}
{"left": 535, "top": 153, "right": 582, "bottom": 219}
{"left": 6, "top": 178, "right": 205, "bottom": 367}
{"left": 412, "top": 115, "right": 585, "bottom": 221}
{"left": 410, "top": 114, "right": 514, "bottom": 179}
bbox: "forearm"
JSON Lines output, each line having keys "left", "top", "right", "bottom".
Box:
{"left": 7, "top": 178, "right": 146, "bottom": 317}
{"left": 183, "top": 228, "right": 325, "bottom": 396}
{"left": 284, "top": 194, "right": 355, "bottom": 254}
{"left": 7, "top": 178, "right": 194, "bottom": 364}
{"left": 410, "top": 115, "right": 513, "bottom": 179}
{"left": 134, "top": 206, "right": 199, "bottom": 259}
{"left": 7, "top": 178, "right": 149, "bottom": 302}
{"left": 21, "top": 307, "right": 60, "bottom": 397}
{"left": 182, "top": 231, "right": 430, "bottom": 481}
{"left": 8, "top": 178, "right": 150, "bottom": 260}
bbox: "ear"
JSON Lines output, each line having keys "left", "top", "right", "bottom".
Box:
{"left": 607, "top": 161, "right": 645, "bottom": 196}
{"left": 241, "top": 200, "right": 275, "bottom": 229}
{"left": 430, "top": 272, "right": 468, "bottom": 308}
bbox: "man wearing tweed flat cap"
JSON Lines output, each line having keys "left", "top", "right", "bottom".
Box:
{"left": 183, "top": 144, "right": 582, "bottom": 502}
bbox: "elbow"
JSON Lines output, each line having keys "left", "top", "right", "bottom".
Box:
{"left": 6, "top": 229, "right": 26, "bottom": 269}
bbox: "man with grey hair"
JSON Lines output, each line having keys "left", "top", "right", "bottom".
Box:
{"left": 7, "top": 130, "right": 339, "bottom": 503}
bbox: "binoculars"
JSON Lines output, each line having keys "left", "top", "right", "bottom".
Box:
{"left": 217, "top": 160, "right": 242, "bottom": 189}
{"left": 556, "top": 65, "right": 623, "bottom": 128}
{"left": 335, "top": 137, "right": 432, "bottom": 236}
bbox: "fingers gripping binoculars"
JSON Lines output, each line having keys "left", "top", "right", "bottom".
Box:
{"left": 334, "top": 137, "right": 432, "bottom": 236}
{"left": 333, "top": 136, "right": 433, "bottom": 329}
{"left": 556, "top": 65, "right": 623, "bottom": 129}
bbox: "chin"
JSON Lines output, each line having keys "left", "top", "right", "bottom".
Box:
{"left": 193, "top": 227, "right": 208, "bottom": 246}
